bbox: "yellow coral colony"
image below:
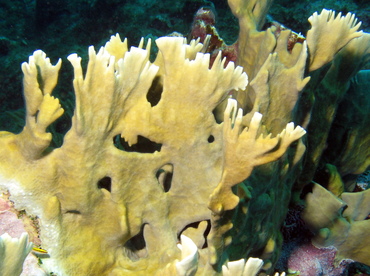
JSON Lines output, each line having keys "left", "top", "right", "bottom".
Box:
{"left": 0, "top": 33, "right": 305, "bottom": 275}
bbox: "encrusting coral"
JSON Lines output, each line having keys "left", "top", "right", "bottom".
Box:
{"left": 0, "top": 0, "right": 369, "bottom": 275}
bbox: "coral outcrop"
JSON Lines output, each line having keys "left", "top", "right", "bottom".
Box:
{"left": 0, "top": 35, "right": 304, "bottom": 275}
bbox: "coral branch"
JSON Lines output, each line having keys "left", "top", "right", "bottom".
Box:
{"left": 307, "top": 9, "right": 362, "bottom": 71}
{"left": 16, "top": 50, "right": 63, "bottom": 159}
{"left": 209, "top": 99, "right": 305, "bottom": 213}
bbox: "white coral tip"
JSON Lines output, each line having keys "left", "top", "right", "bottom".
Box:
{"left": 0, "top": 232, "right": 33, "bottom": 276}
{"left": 243, "top": 257, "right": 264, "bottom": 276}
{"left": 176, "top": 235, "right": 198, "bottom": 276}
{"left": 222, "top": 259, "right": 245, "bottom": 276}
{"left": 222, "top": 257, "right": 264, "bottom": 276}
{"left": 250, "top": 112, "right": 263, "bottom": 128}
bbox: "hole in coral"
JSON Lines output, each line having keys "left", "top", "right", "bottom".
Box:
{"left": 124, "top": 224, "right": 148, "bottom": 260}
{"left": 113, "top": 135, "right": 162, "bottom": 153}
{"left": 113, "top": 135, "right": 125, "bottom": 150}
{"left": 156, "top": 164, "right": 173, "bottom": 192}
{"left": 300, "top": 181, "right": 314, "bottom": 199}
{"left": 212, "top": 105, "right": 224, "bottom": 124}
{"left": 178, "top": 220, "right": 211, "bottom": 249}
{"left": 65, "top": 210, "right": 81, "bottom": 215}
{"left": 212, "top": 96, "right": 232, "bottom": 124}
{"left": 208, "top": 135, "right": 215, "bottom": 143}
{"left": 146, "top": 75, "right": 163, "bottom": 107}
{"left": 97, "top": 176, "right": 112, "bottom": 192}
